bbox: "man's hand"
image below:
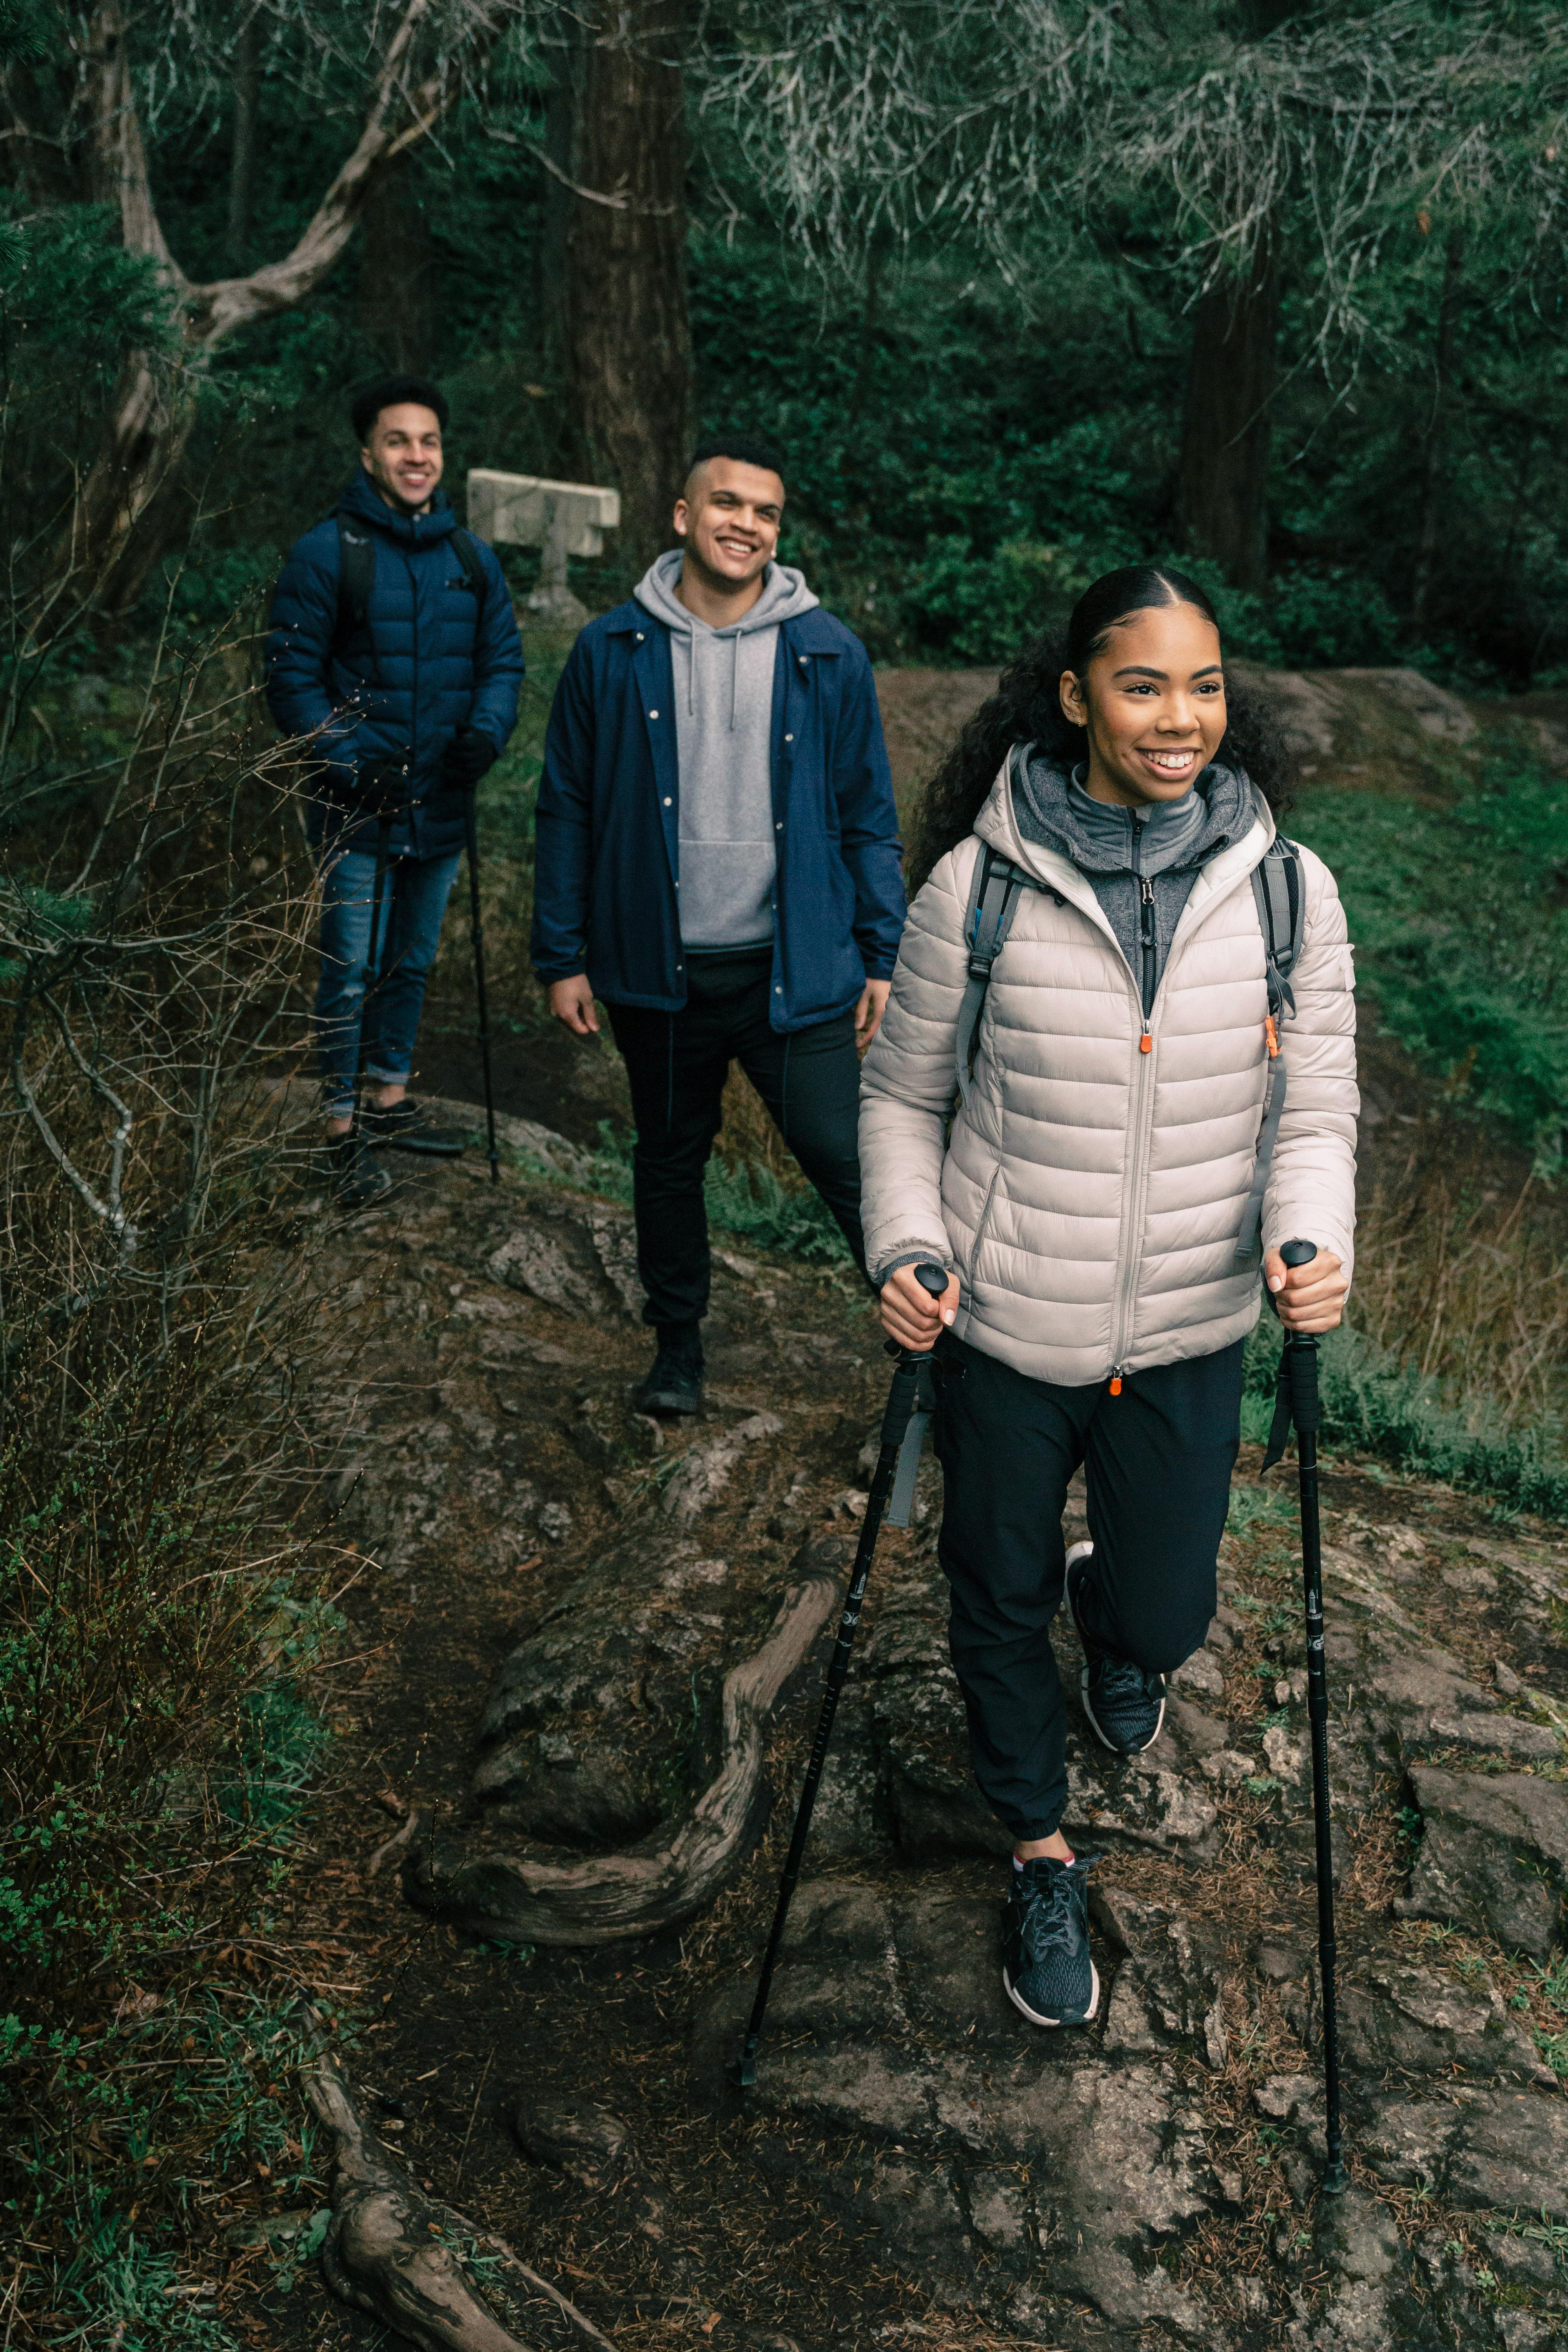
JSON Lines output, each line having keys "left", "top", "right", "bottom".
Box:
{"left": 1265, "top": 1245, "right": 1347, "bottom": 1334}
{"left": 855, "top": 977, "right": 891, "bottom": 1051}
{"left": 879, "top": 1262, "right": 960, "bottom": 1350}
{"left": 443, "top": 726, "right": 499, "bottom": 793}
{"left": 548, "top": 975, "right": 600, "bottom": 1036}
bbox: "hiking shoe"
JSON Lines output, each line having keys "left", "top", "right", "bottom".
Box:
{"left": 361, "top": 1099, "right": 466, "bottom": 1156}
{"left": 1066, "top": 1540, "right": 1167, "bottom": 1755}
{"left": 323, "top": 1134, "right": 392, "bottom": 1211}
{"left": 633, "top": 1327, "right": 704, "bottom": 1416}
{"left": 1003, "top": 1853, "right": 1100, "bottom": 2027}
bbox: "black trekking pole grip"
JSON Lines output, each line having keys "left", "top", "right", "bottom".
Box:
{"left": 731, "top": 1263, "right": 948, "bottom": 2091}
{"left": 1278, "top": 1238, "right": 1323, "bottom": 1432}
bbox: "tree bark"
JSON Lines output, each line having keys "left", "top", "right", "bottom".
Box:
{"left": 564, "top": 0, "right": 693, "bottom": 572}
{"left": 1175, "top": 245, "right": 1279, "bottom": 593}
{"left": 406, "top": 1566, "right": 840, "bottom": 1945}
{"left": 1408, "top": 229, "right": 1465, "bottom": 639}
{"left": 357, "top": 155, "right": 437, "bottom": 373}
{"left": 226, "top": 9, "right": 260, "bottom": 269}
{"left": 60, "top": 0, "right": 481, "bottom": 615}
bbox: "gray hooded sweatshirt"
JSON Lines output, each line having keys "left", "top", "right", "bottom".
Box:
{"left": 633, "top": 550, "right": 819, "bottom": 949}
{"left": 1016, "top": 752, "right": 1252, "bottom": 1018}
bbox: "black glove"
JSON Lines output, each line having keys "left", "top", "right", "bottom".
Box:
{"left": 353, "top": 757, "right": 410, "bottom": 820}
{"left": 442, "top": 726, "right": 500, "bottom": 793}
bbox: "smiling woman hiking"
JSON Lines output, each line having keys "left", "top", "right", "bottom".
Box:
{"left": 860, "top": 565, "right": 1359, "bottom": 2029}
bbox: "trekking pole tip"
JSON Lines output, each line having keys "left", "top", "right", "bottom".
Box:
{"left": 1319, "top": 2158, "right": 1348, "bottom": 2197}
{"left": 726, "top": 2050, "right": 757, "bottom": 2092}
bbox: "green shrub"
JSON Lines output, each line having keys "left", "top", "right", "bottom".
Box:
{"left": 1289, "top": 734, "right": 1568, "bottom": 1164}
{"left": 1244, "top": 1320, "right": 1568, "bottom": 1523}
{"left": 1269, "top": 566, "right": 1402, "bottom": 668}
{"left": 901, "top": 535, "right": 1094, "bottom": 664}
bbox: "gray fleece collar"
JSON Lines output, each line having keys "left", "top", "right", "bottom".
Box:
{"left": 1016, "top": 749, "right": 1250, "bottom": 877}
{"left": 633, "top": 550, "right": 819, "bottom": 729}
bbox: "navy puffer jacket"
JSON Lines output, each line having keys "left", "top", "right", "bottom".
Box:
{"left": 265, "top": 470, "right": 525, "bottom": 860}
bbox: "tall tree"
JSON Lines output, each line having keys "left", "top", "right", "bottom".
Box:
{"left": 706, "top": 0, "right": 1566, "bottom": 589}
{"left": 1176, "top": 242, "right": 1278, "bottom": 590}
{"left": 10, "top": 0, "right": 510, "bottom": 612}
{"left": 562, "top": 0, "right": 693, "bottom": 568}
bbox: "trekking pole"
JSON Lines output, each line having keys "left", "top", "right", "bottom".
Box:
{"left": 732, "top": 1262, "right": 950, "bottom": 2091}
{"left": 1262, "top": 1237, "right": 1348, "bottom": 2196}
{"left": 350, "top": 813, "right": 393, "bottom": 1149}
{"left": 463, "top": 791, "right": 501, "bottom": 1185}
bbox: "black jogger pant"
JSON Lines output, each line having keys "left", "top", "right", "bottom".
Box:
{"left": 607, "top": 946, "right": 866, "bottom": 1330}
{"left": 933, "top": 1332, "right": 1244, "bottom": 1843}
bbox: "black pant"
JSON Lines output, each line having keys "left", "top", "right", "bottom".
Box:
{"left": 607, "top": 948, "right": 866, "bottom": 1330}
{"left": 933, "top": 1332, "right": 1243, "bottom": 1842}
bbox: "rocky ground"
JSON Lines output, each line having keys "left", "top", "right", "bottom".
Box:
{"left": 256, "top": 1109, "right": 1568, "bottom": 2352}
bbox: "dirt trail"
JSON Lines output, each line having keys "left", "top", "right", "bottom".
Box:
{"left": 254, "top": 661, "right": 1568, "bottom": 2350}
{"left": 256, "top": 1126, "right": 1568, "bottom": 2352}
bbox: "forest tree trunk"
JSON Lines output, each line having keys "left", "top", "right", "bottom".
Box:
{"left": 565, "top": 0, "right": 693, "bottom": 570}
{"left": 1408, "top": 229, "right": 1465, "bottom": 639}
{"left": 226, "top": 10, "right": 260, "bottom": 269}
{"left": 54, "top": 0, "right": 479, "bottom": 616}
{"left": 1176, "top": 246, "right": 1278, "bottom": 593}
{"left": 358, "top": 155, "right": 437, "bottom": 374}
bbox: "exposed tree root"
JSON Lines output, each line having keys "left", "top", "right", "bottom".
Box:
{"left": 299, "top": 2004, "right": 615, "bottom": 2352}
{"left": 404, "top": 1566, "right": 842, "bottom": 1945}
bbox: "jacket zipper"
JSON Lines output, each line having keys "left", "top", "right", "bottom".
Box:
{"left": 1139, "top": 877, "right": 1156, "bottom": 1024}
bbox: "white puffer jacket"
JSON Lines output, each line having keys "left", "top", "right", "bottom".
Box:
{"left": 859, "top": 764, "right": 1359, "bottom": 1385}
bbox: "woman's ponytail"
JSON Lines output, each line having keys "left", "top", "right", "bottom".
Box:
{"left": 904, "top": 567, "right": 1299, "bottom": 893}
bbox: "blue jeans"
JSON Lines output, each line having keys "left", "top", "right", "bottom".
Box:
{"left": 316, "top": 843, "right": 462, "bottom": 1118}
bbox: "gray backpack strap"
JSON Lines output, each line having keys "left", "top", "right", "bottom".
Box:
{"left": 1235, "top": 838, "right": 1306, "bottom": 1266}
{"left": 955, "top": 845, "right": 1029, "bottom": 1105}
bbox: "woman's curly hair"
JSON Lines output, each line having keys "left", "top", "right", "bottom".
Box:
{"left": 904, "top": 565, "right": 1299, "bottom": 893}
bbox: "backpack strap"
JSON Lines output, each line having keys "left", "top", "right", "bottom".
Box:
{"left": 1235, "top": 837, "right": 1306, "bottom": 1267}
{"left": 448, "top": 524, "right": 489, "bottom": 615}
{"left": 954, "top": 844, "right": 1032, "bottom": 1105}
{"left": 332, "top": 513, "right": 378, "bottom": 663}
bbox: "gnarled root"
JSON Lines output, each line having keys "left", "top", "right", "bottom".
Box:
{"left": 404, "top": 1568, "right": 841, "bottom": 1946}
{"left": 300, "top": 2006, "right": 614, "bottom": 2352}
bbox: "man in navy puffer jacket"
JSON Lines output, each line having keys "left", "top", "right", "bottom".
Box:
{"left": 267, "top": 373, "right": 524, "bottom": 1205}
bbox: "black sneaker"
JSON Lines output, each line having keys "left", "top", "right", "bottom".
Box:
{"left": 324, "top": 1134, "right": 391, "bottom": 1211}
{"left": 361, "top": 1099, "right": 466, "bottom": 1156}
{"left": 1003, "top": 1853, "right": 1100, "bottom": 2027}
{"left": 633, "top": 1327, "right": 703, "bottom": 1416}
{"left": 1066, "top": 1540, "right": 1167, "bottom": 1755}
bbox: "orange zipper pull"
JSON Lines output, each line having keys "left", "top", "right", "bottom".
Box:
{"left": 1264, "top": 1013, "right": 1279, "bottom": 1058}
{"left": 1109, "top": 1368, "right": 1124, "bottom": 1396}
{"left": 1139, "top": 1029, "right": 1152, "bottom": 1054}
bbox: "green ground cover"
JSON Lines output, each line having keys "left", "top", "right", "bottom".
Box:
{"left": 1289, "top": 734, "right": 1568, "bottom": 1170}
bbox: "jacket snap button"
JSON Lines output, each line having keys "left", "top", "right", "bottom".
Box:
{"left": 775, "top": 985, "right": 782, "bottom": 994}
{"left": 663, "top": 796, "right": 672, "bottom": 806}
{"left": 649, "top": 709, "right": 659, "bottom": 720}
{"left": 635, "top": 632, "right": 644, "bottom": 640}
{"left": 784, "top": 732, "right": 793, "bottom": 742}
{"left": 775, "top": 821, "right": 782, "bottom": 831}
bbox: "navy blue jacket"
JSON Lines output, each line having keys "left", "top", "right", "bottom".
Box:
{"left": 265, "top": 470, "right": 524, "bottom": 860}
{"left": 532, "top": 598, "right": 904, "bottom": 1030}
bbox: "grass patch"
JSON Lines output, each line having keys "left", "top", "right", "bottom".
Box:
{"left": 1290, "top": 730, "right": 1568, "bottom": 1167}
{"left": 510, "top": 1118, "right": 856, "bottom": 1269}
{"left": 1243, "top": 1319, "right": 1568, "bottom": 1524}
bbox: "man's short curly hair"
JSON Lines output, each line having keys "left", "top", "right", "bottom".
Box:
{"left": 351, "top": 374, "right": 449, "bottom": 443}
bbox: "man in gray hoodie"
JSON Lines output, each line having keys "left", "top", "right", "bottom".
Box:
{"left": 535, "top": 432, "right": 905, "bottom": 1415}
